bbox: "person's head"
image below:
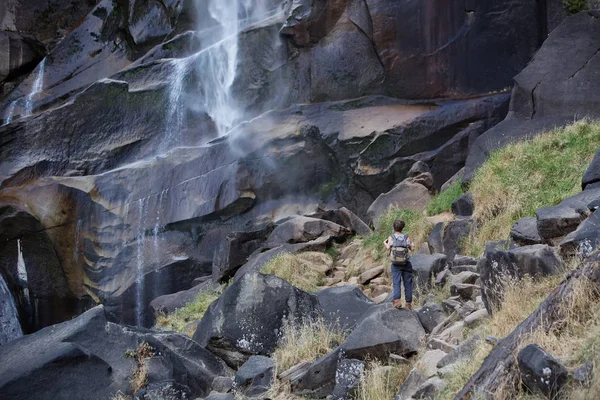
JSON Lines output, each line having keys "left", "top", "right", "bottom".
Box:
{"left": 393, "top": 219, "right": 405, "bottom": 233}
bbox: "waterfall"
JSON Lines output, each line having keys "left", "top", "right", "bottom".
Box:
{"left": 162, "top": 60, "right": 189, "bottom": 150}
{"left": 135, "top": 198, "right": 148, "bottom": 326}
{"left": 0, "top": 273, "right": 23, "bottom": 345}
{"left": 23, "top": 58, "right": 46, "bottom": 117}
{"left": 17, "top": 240, "right": 29, "bottom": 304}
{"left": 153, "top": 189, "right": 168, "bottom": 257}
{"left": 3, "top": 100, "right": 17, "bottom": 126}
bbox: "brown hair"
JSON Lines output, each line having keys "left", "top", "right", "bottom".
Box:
{"left": 393, "top": 220, "right": 405, "bottom": 232}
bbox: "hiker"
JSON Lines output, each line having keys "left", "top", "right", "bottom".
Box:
{"left": 384, "top": 219, "right": 414, "bottom": 309}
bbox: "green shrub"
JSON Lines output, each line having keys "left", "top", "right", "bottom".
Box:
{"left": 363, "top": 208, "right": 433, "bottom": 260}
{"left": 426, "top": 179, "right": 464, "bottom": 216}
{"left": 467, "top": 120, "right": 600, "bottom": 256}
{"left": 155, "top": 289, "right": 221, "bottom": 335}
{"left": 260, "top": 252, "right": 330, "bottom": 292}
{"left": 563, "top": 0, "right": 589, "bottom": 14}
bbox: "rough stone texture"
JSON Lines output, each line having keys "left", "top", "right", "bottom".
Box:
{"left": 450, "top": 283, "right": 480, "bottom": 301}
{"left": 193, "top": 273, "right": 321, "bottom": 368}
{"left": 464, "top": 10, "right": 600, "bottom": 183}
{"left": 442, "top": 218, "right": 475, "bottom": 260}
{"left": 441, "top": 168, "right": 464, "bottom": 192}
{"left": 451, "top": 193, "right": 474, "bottom": 217}
{"left": 315, "top": 286, "right": 375, "bottom": 331}
{"left": 452, "top": 255, "right": 478, "bottom": 266}
{"left": 536, "top": 204, "right": 588, "bottom": 240}
{"left": 266, "top": 216, "right": 352, "bottom": 248}
{"left": 358, "top": 266, "right": 384, "bottom": 285}
{"left": 410, "top": 253, "right": 448, "bottom": 287}
{"left": 233, "top": 355, "right": 274, "bottom": 396}
{"left": 0, "top": 271, "right": 22, "bottom": 345}
{"left": 518, "top": 344, "right": 568, "bottom": 399}
{"left": 448, "top": 271, "right": 479, "bottom": 286}
{"left": 0, "top": 306, "right": 230, "bottom": 400}
{"left": 396, "top": 350, "right": 446, "bottom": 400}
{"left": 413, "top": 377, "right": 447, "bottom": 400}
{"left": 341, "top": 305, "right": 425, "bottom": 360}
{"left": 511, "top": 217, "right": 543, "bottom": 246}
{"left": 291, "top": 349, "right": 342, "bottom": 398}
{"left": 367, "top": 181, "right": 431, "bottom": 227}
{"left": 0, "top": 31, "right": 45, "bottom": 84}
{"left": 307, "top": 207, "right": 372, "bottom": 236}
{"left": 407, "top": 161, "right": 430, "bottom": 177}
{"left": 583, "top": 148, "right": 600, "bottom": 190}
{"left": 428, "top": 222, "right": 444, "bottom": 254}
{"left": 560, "top": 209, "right": 600, "bottom": 258}
{"left": 463, "top": 308, "right": 489, "bottom": 327}
{"left": 481, "top": 245, "right": 564, "bottom": 313}
{"left": 417, "top": 303, "right": 446, "bottom": 334}
{"left": 437, "top": 334, "right": 482, "bottom": 368}
{"left": 149, "top": 280, "right": 220, "bottom": 321}
{"left": 331, "top": 359, "right": 365, "bottom": 400}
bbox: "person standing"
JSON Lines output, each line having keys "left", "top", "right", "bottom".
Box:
{"left": 384, "top": 219, "right": 414, "bottom": 309}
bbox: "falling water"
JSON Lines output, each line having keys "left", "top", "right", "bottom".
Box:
{"left": 0, "top": 272, "right": 23, "bottom": 345}
{"left": 153, "top": 189, "right": 168, "bottom": 257}
{"left": 17, "top": 239, "right": 29, "bottom": 304}
{"left": 24, "top": 58, "right": 46, "bottom": 117}
{"left": 3, "top": 100, "right": 18, "bottom": 125}
{"left": 135, "top": 198, "right": 148, "bottom": 326}
{"left": 162, "top": 61, "right": 189, "bottom": 150}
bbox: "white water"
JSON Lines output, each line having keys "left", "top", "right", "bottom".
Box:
{"left": 24, "top": 58, "right": 46, "bottom": 117}
{"left": 17, "top": 239, "right": 29, "bottom": 304}
{"left": 162, "top": 60, "right": 190, "bottom": 150}
{"left": 3, "top": 100, "right": 17, "bottom": 125}
{"left": 0, "top": 272, "right": 23, "bottom": 345}
{"left": 135, "top": 198, "right": 148, "bottom": 326}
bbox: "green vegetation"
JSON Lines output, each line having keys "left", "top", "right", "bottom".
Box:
{"left": 563, "top": 0, "right": 589, "bottom": 14}
{"left": 466, "top": 120, "right": 600, "bottom": 256}
{"left": 154, "top": 289, "right": 222, "bottom": 336}
{"left": 426, "top": 179, "right": 464, "bottom": 216}
{"left": 260, "top": 252, "right": 331, "bottom": 292}
{"left": 363, "top": 208, "right": 433, "bottom": 260}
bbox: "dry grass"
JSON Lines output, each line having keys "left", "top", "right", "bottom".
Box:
{"left": 154, "top": 288, "right": 222, "bottom": 336}
{"left": 466, "top": 120, "right": 600, "bottom": 257}
{"left": 273, "top": 318, "right": 347, "bottom": 373}
{"left": 260, "top": 253, "right": 331, "bottom": 292}
{"left": 356, "top": 361, "right": 414, "bottom": 400}
{"left": 129, "top": 342, "right": 155, "bottom": 394}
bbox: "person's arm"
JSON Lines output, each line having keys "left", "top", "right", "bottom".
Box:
{"left": 384, "top": 235, "right": 392, "bottom": 250}
{"left": 407, "top": 236, "right": 415, "bottom": 251}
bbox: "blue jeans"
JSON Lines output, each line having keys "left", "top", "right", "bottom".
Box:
{"left": 391, "top": 262, "right": 413, "bottom": 303}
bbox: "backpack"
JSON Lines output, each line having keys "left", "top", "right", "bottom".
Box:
{"left": 389, "top": 233, "right": 410, "bottom": 264}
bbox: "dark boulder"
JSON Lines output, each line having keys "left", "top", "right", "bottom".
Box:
{"left": 518, "top": 344, "right": 568, "bottom": 399}
{"left": 149, "top": 280, "right": 221, "bottom": 321}
{"left": 135, "top": 382, "right": 192, "bottom": 400}
{"left": 560, "top": 209, "right": 600, "bottom": 258}
{"left": 452, "top": 255, "right": 478, "bottom": 267}
{"left": 212, "top": 225, "right": 274, "bottom": 282}
{"left": 331, "top": 359, "right": 365, "bottom": 400}
{"left": 291, "top": 349, "right": 342, "bottom": 398}
{"left": 451, "top": 193, "right": 474, "bottom": 217}
{"left": 341, "top": 305, "right": 425, "bottom": 360}
{"left": 442, "top": 218, "right": 475, "bottom": 260}
{"left": 536, "top": 204, "right": 588, "bottom": 240}
{"left": 511, "top": 217, "right": 543, "bottom": 246}
{"left": 410, "top": 253, "right": 448, "bottom": 287}
{"left": 417, "top": 303, "right": 446, "bottom": 334}
{"left": 437, "top": 334, "right": 483, "bottom": 369}
{"left": 193, "top": 273, "right": 321, "bottom": 368}
{"left": 396, "top": 350, "right": 447, "bottom": 400}
{"left": 0, "top": 31, "right": 45, "bottom": 84}
{"left": 307, "top": 207, "right": 372, "bottom": 236}
{"left": 407, "top": 161, "right": 430, "bottom": 177}
{"left": 0, "top": 272, "right": 23, "bottom": 345}
{"left": 583, "top": 147, "right": 600, "bottom": 190}
{"left": 480, "top": 245, "right": 563, "bottom": 313}
{"left": 450, "top": 283, "right": 480, "bottom": 301}
{"left": 427, "top": 223, "right": 444, "bottom": 254}
{"left": 0, "top": 306, "right": 230, "bottom": 400}
{"left": 315, "top": 286, "right": 375, "bottom": 331}
{"left": 233, "top": 356, "right": 274, "bottom": 396}
{"left": 266, "top": 216, "right": 352, "bottom": 247}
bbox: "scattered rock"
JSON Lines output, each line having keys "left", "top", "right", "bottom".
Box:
{"left": 442, "top": 218, "right": 475, "bottom": 260}
{"left": 457, "top": 301, "right": 477, "bottom": 319}
{"left": 427, "top": 338, "right": 456, "bottom": 353}
{"left": 407, "top": 172, "right": 435, "bottom": 191}
{"left": 448, "top": 271, "right": 479, "bottom": 286}
{"left": 316, "top": 286, "right": 375, "bottom": 330}
{"left": 435, "top": 268, "right": 451, "bottom": 287}
{"left": 410, "top": 253, "right": 448, "bottom": 287}
{"left": 204, "top": 393, "right": 236, "bottom": 400}
{"left": 193, "top": 274, "right": 321, "bottom": 368}
{"left": 451, "top": 193, "right": 474, "bottom": 217}
{"left": 367, "top": 181, "right": 431, "bottom": 228}
{"left": 441, "top": 298, "right": 462, "bottom": 314}
{"left": 450, "top": 264, "right": 478, "bottom": 274}
{"left": 437, "top": 334, "right": 483, "bottom": 369}
{"left": 408, "top": 161, "right": 431, "bottom": 177}
{"left": 413, "top": 377, "right": 447, "bottom": 399}
{"left": 572, "top": 362, "right": 594, "bottom": 387}
{"left": 135, "top": 381, "right": 192, "bottom": 400}
{"left": 212, "top": 376, "right": 233, "bottom": 393}
{"left": 233, "top": 356, "right": 274, "bottom": 396}
{"left": 517, "top": 344, "right": 568, "bottom": 399}
{"left": 266, "top": 217, "right": 352, "bottom": 248}
{"left": 358, "top": 266, "right": 384, "bottom": 285}
{"left": 373, "top": 292, "right": 389, "bottom": 304}
{"left": 510, "top": 217, "right": 543, "bottom": 246}
{"left": 560, "top": 209, "right": 600, "bottom": 258}
{"left": 417, "top": 303, "right": 447, "bottom": 334}
{"left": 450, "top": 283, "right": 480, "bottom": 301}
{"left": 291, "top": 349, "right": 341, "bottom": 398}
{"left": 341, "top": 305, "right": 425, "bottom": 360}
{"left": 463, "top": 309, "right": 489, "bottom": 328}
{"left": 396, "top": 350, "right": 447, "bottom": 400}
{"left": 437, "top": 321, "right": 465, "bottom": 346}
{"left": 307, "top": 208, "right": 372, "bottom": 236}
{"left": 149, "top": 280, "right": 220, "bottom": 321}
{"left": 452, "top": 255, "right": 478, "bottom": 266}
{"left": 428, "top": 223, "right": 444, "bottom": 254}
{"left": 583, "top": 148, "right": 600, "bottom": 190}
{"left": 278, "top": 361, "right": 312, "bottom": 382}
{"left": 331, "top": 359, "right": 365, "bottom": 400}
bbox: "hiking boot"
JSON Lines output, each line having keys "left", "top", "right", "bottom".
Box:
{"left": 405, "top": 302, "right": 412, "bottom": 310}
{"left": 393, "top": 299, "right": 402, "bottom": 309}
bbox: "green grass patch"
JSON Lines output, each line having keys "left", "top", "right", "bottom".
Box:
{"left": 426, "top": 179, "right": 464, "bottom": 216}
{"left": 155, "top": 289, "right": 221, "bottom": 336}
{"left": 563, "top": 0, "right": 588, "bottom": 14}
{"left": 363, "top": 208, "right": 433, "bottom": 261}
{"left": 466, "top": 120, "right": 600, "bottom": 257}
{"left": 260, "top": 253, "right": 330, "bottom": 292}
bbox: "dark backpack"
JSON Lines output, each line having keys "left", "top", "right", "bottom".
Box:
{"left": 389, "top": 233, "right": 410, "bottom": 264}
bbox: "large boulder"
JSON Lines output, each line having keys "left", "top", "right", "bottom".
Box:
{"left": 315, "top": 286, "right": 375, "bottom": 331}
{"left": 536, "top": 189, "right": 600, "bottom": 240}
{"left": 149, "top": 280, "right": 220, "bottom": 321}
{"left": 307, "top": 207, "right": 372, "bottom": 236}
{"left": 410, "top": 253, "right": 448, "bottom": 287}
{"left": 266, "top": 216, "right": 352, "bottom": 247}
{"left": 480, "top": 244, "right": 564, "bottom": 313}
{"left": 560, "top": 209, "right": 600, "bottom": 257}
{"left": 441, "top": 218, "right": 475, "bottom": 260}
{"left": 0, "top": 306, "right": 230, "bottom": 400}
{"left": 518, "top": 344, "right": 568, "bottom": 399}
{"left": 341, "top": 305, "right": 425, "bottom": 360}
{"left": 417, "top": 303, "right": 446, "bottom": 334}
{"left": 291, "top": 349, "right": 342, "bottom": 398}
{"left": 367, "top": 181, "right": 431, "bottom": 227}
{"left": 233, "top": 355, "right": 274, "bottom": 396}
{"left": 396, "top": 350, "right": 447, "bottom": 400}
{"left": 193, "top": 273, "right": 321, "bottom": 368}
{"left": 451, "top": 193, "right": 474, "bottom": 217}
{"left": 464, "top": 10, "right": 600, "bottom": 183}
{"left": 511, "top": 217, "right": 543, "bottom": 246}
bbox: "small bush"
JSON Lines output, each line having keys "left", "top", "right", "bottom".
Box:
{"left": 563, "top": 0, "right": 589, "bottom": 13}
{"left": 363, "top": 208, "right": 433, "bottom": 261}
{"left": 260, "top": 252, "right": 330, "bottom": 292}
{"left": 155, "top": 289, "right": 221, "bottom": 335}
{"left": 466, "top": 120, "right": 600, "bottom": 257}
{"left": 356, "top": 361, "right": 413, "bottom": 400}
{"left": 273, "top": 318, "right": 347, "bottom": 373}
{"left": 426, "top": 179, "right": 464, "bottom": 216}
